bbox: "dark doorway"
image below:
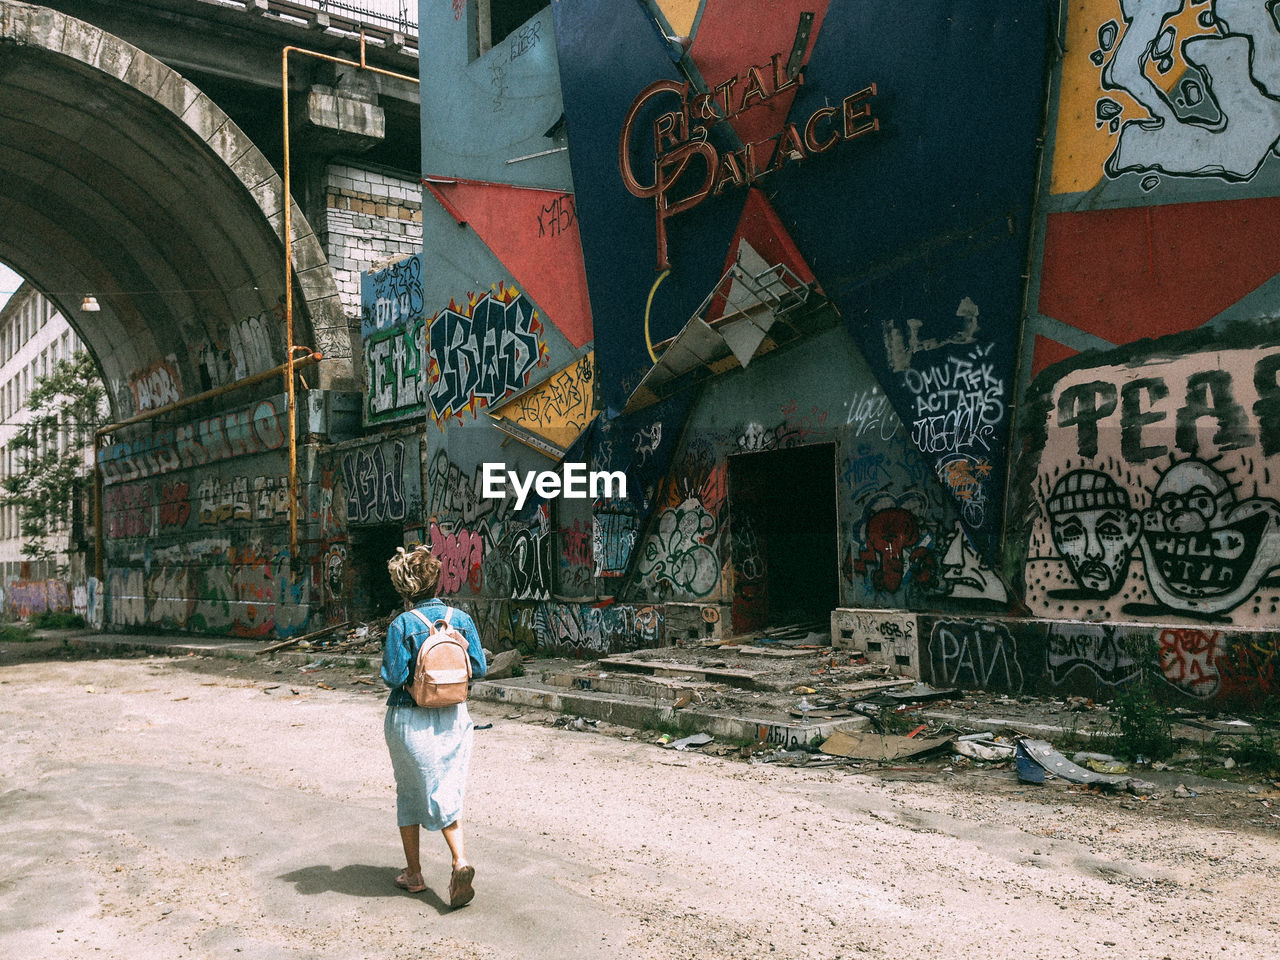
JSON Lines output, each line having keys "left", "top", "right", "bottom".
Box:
{"left": 349, "top": 524, "right": 405, "bottom": 619}
{"left": 728, "top": 444, "right": 839, "bottom": 634}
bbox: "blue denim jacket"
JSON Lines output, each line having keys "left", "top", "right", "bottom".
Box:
{"left": 381, "top": 599, "right": 487, "bottom": 707}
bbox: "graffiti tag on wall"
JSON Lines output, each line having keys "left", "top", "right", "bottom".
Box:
{"left": 98, "top": 397, "right": 288, "bottom": 484}
{"left": 128, "top": 355, "right": 183, "bottom": 413}
{"left": 927, "top": 618, "right": 1023, "bottom": 692}
{"left": 342, "top": 438, "right": 409, "bottom": 524}
{"left": 426, "top": 283, "right": 549, "bottom": 426}
{"left": 637, "top": 497, "right": 720, "bottom": 599}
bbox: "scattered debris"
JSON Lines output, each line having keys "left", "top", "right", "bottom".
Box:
{"left": 554, "top": 716, "right": 599, "bottom": 732}
{"left": 255, "top": 621, "right": 351, "bottom": 656}
{"left": 885, "top": 682, "right": 956, "bottom": 702}
{"left": 668, "top": 733, "right": 713, "bottom": 751}
{"left": 819, "top": 730, "right": 953, "bottom": 761}
{"left": 1174, "top": 784, "right": 1199, "bottom": 799}
{"left": 1084, "top": 758, "right": 1129, "bottom": 775}
{"left": 1015, "top": 741, "right": 1047, "bottom": 784}
{"left": 954, "top": 737, "right": 1016, "bottom": 762}
{"left": 1018, "top": 740, "right": 1132, "bottom": 788}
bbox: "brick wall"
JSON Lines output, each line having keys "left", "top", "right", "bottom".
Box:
{"left": 322, "top": 164, "right": 423, "bottom": 319}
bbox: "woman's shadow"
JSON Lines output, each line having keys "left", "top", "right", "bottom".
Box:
{"left": 278, "top": 865, "right": 452, "bottom": 914}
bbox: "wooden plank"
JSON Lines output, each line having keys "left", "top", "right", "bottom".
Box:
{"left": 598, "top": 656, "right": 764, "bottom": 687}
{"left": 736, "top": 646, "right": 821, "bottom": 658}
{"left": 254, "top": 619, "right": 350, "bottom": 660}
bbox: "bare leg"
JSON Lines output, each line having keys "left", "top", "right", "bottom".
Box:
{"left": 441, "top": 820, "right": 467, "bottom": 867}
{"left": 398, "top": 824, "right": 421, "bottom": 874}
{"left": 443, "top": 820, "right": 475, "bottom": 907}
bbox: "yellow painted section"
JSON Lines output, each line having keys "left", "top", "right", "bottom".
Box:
{"left": 489, "top": 352, "right": 595, "bottom": 450}
{"left": 1052, "top": 0, "right": 1140, "bottom": 194}
{"left": 655, "top": 0, "right": 700, "bottom": 37}
{"left": 1142, "top": 1, "right": 1216, "bottom": 95}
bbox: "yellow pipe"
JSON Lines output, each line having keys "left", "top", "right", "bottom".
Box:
{"left": 281, "top": 36, "right": 420, "bottom": 560}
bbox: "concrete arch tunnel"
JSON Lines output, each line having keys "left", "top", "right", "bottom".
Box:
{"left": 0, "top": 1, "right": 357, "bottom": 419}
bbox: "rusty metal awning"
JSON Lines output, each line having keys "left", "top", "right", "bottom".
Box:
{"left": 623, "top": 241, "right": 834, "bottom": 414}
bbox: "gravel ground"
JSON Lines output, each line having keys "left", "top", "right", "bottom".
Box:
{"left": 2, "top": 642, "right": 1279, "bottom": 959}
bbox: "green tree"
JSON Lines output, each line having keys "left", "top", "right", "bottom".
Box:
{"left": 0, "top": 351, "right": 105, "bottom": 566}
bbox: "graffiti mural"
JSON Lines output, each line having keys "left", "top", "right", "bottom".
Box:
{"left": 428, "top": 450, "right": 508, "bottom": 525}
{"left": 7, "top": 579, "right": 71, "bottom": 618}
{"left": 852, "top": 493, "right": 935, "bottom": 594}
{"left": 364, "top": 318, "right": 427, "bottom": 424}
{"left": 108, "top": 547, "right": 311, "bottom": 638}
{"left": 198, "top": 309, "right": 279, "bottom": 388}
{"left": 489, "top": 351, "right": 594, "bottom": 452}
{"left": 938, "top": 522, "right": 1007, "bottom": 603}
{"left": 593, "top": 500, "right": 639, "bottom": 577}
{"left": 558, "top": 517, "right": 593, "bottom": 593}
{"left": 426, "top": 283, "right": 549, "bottom": 426}
{"left": 128, "top": 354, "right": 183, "bottom": 413}
{"left": 927, "top": 618, "right": 1023, "bottom": 692}
{"left": 431, "top": 519, "right": 485, "bottom": 594}
{"left": 98, "top": 396, "right": 288, "bottom": 484}
{"left": 159, "top": 480, "right": 192, "bottom": 529}
{"left": 342, "top": 438, "right": 410, "bottom": 525}
{"left": 1159, "top": 626, "right": 1224, "bottom": 699}
{"left": 636, "top": 497, "right": 720, "bottom": 599}
{"left": 1096, "top": 0, "right": 1280, "bottom": 184}
{"left": 104, "top": 484, "right": 153, "bottom": 539}
{"left": 1023, "top": 342, "right": 1280, "bottom": 626}
{"left": 1047, "top": 622, "right": 1141, "bottom": 688}
{"left": 462, "top": 598, "right": 663, "bottom": 655}
{"left": 903, "top": 342, "right": 1005, "bottom": 458}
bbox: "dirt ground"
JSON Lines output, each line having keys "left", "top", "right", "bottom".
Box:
{"left": 3, "top": 641, "right": 1280, "bottom": 959}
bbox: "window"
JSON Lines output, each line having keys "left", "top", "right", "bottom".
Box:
{"left": 476, "top": 0, "right": 549, "bottom": 57}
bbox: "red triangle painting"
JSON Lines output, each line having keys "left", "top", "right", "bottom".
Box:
{"left": 705, "top": 187, "right": 817, "bottom": 323}
{"left": 424, "top": 179, "right": 594, "bottom": 349}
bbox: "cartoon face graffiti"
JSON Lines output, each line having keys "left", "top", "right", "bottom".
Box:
{"left": 939, "top": 522, "right": 1007, "bottom": 603}
{"left": 854, "top": 494, "right": 933, "bottom": 593}
{"left": 1139, "top": 460, "right": 1280, "bottom": 614}
{"left": 1047, "top": 470, "right": 1141, "bottom": 596}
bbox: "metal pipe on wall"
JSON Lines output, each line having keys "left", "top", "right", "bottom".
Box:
{"left": 280, "top": 32, "right": 420, "bottom": 560}
{"left": 92, "top": 353, "right": 322, "bottom": 583}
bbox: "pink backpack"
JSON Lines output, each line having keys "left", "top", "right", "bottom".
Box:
{"left": 403, "top": 608, "right": 472, "bottom": 708}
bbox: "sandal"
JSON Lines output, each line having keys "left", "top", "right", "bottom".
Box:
{"left": 448, "top": 864, "right": 475, "bottom": 908}
{"left": 394, "top": 869, "right": 426, "bottom": 893}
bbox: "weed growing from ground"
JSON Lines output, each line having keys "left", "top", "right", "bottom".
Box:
{"left": 29, "top": 611, "right": 85, "bottom": 629}
{"left": 0, "top": 624, "right": 36, "bottom": 643}
{"left": 1109, "top": 680, "right": 1174, "bottom": 760}
{"left": 1106, "top": 635, "right": 1174, "bottom": 761}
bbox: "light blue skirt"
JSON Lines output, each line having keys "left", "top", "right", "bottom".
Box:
{"left": 384, "top": 702, "right": 473, "bottom": 830}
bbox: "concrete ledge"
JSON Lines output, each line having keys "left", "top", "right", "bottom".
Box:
{"left": 473, "top": 676, "right": 867, "bottom": 748}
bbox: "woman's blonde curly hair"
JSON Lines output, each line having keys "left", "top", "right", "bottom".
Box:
{"left": 387, "top": 545, "right": 442, "bottom": 603}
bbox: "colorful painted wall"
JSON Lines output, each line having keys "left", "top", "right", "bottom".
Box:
{"left": 394, "top": 0, "right": 1048, "bottom": 656}
{"left": 99, "top": 391, "right": 364, "bottom": 637}
{"left": 391, "top": 0, "right": 1280, "bottom": 711}
{"left": 1012, "top": 0, "right": 1280, "bottom": 638}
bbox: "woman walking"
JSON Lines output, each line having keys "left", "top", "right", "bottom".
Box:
{"left": 381, "top": 545, "right": 487, "bottom": 907}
